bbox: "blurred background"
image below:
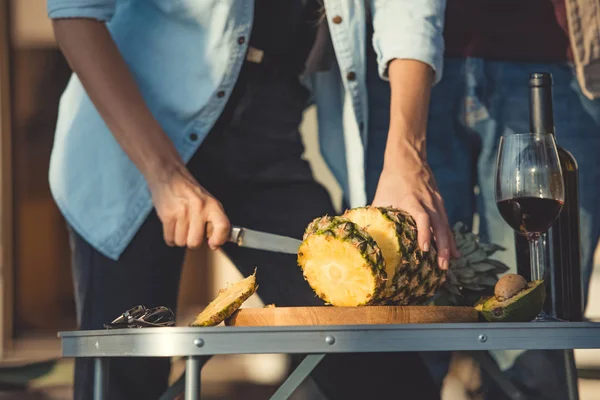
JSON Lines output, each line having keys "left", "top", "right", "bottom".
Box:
{"left": 0, "top": 1, "right": 600, "bottom": 399}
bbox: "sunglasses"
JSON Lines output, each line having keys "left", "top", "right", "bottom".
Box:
{"left": 103, "top": 305, "right": 176, "bottom": 329}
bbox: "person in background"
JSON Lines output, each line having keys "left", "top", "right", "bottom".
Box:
{"left": 366, "top": 0, "right": 600, "bottom": 398}
{"left": 47, "top": 0, "right": 453, "bottom": 399}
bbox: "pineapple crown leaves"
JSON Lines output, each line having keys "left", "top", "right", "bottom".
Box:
{"left": 438, "top": 222, "right": 510, "bottom": 304}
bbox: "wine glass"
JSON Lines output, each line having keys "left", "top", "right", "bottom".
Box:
{"left": 495, "top": 132, "right": 564, "bottom": 322}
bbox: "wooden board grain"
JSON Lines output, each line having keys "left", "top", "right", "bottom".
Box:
{"left": 225, "top": 306, "right": 477, "bottom": 326}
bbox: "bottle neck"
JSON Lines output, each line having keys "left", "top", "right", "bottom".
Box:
{"left": 529, "top": 85, "right": 555, "bottom": 135}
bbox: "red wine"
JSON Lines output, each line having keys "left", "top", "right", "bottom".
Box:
{"left": 498, "top": 197, "right": 563, "bottom": 235}
{"left": 514, "top": 72, "right": 583, "bottom": 321}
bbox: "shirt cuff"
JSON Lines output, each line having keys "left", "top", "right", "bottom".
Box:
{"left": 47, "top": 1, "right": 116, "bottom": 21}
{"left": 372, "top": 27, "right": 445, "bottom": 86}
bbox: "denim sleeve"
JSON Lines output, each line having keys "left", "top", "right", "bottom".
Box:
{"left": 47, "top": 0, "right": 116, "bottom": 21}
{"left": 367, "top": 0, "right": 446, "bottom": 85}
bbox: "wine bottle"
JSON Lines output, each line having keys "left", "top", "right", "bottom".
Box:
{"left": 514, "top": 72, "right": 583, "bottom": 322}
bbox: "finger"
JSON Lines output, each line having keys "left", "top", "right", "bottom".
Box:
{"left": 162, "top": 217, "right": 176, "bottom": 247}
{"left": 186, "top": 197, "right": 206, "bottom": 249}
{"left": 429, "top": 211, "right": 451, "bottom": 270}
{"left": 207, "top": 211, "right": 231, "bottom": 250}
{"left": 174, "top": 209, "right": 190, "bottom": 247}
{"left": 187, "top": 212, "right": 206, "bottom": 249}
{"left": 450, "top": 227, "right": 460, "bottom": 259}
{"left": 433, "top": 194, "right": 461, "bottom": 259}
{"left": 413, "top": 210, "right": 432, "bottom": 253}
{"left": 206, "top": 221, "right": 214, "bottom": 239}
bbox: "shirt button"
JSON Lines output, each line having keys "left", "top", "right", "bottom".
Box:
{"left": 237, "top": 36, "right": 246, "bottom": 45}
{"left": 217, "top": 90, "right": 226, "bottom": 98}
{"left": 189, "top": 133, "right": 198, "bottom": 141}
{"left": 332, "top": 15, "right": 342, "bottom": 24}
{"left": 347, "top": 71, "right": 356, "bottom": 81}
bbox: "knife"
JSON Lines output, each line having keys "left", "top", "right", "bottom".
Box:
{"left": 228, "top": 226, "right": 301, "bottom": 254}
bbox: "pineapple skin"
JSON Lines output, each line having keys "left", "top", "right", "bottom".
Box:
{"left": 373, "top": 207, "right": 446, "bottom": 305}
{"left": 298, "top": 216, "right": 387, "bottom": 305}
{"left": 343, "top": 207, "right": 508, "bottom": 306}
{"left": 189, "top": 272, "right": 258, "bottom": 327}
{"left": 190, "top": 295, "right": 251, "bottom": 327}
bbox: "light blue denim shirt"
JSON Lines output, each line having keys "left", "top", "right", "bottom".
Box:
{"left": 47, "top": 0, "right": 445, "bottom": 260}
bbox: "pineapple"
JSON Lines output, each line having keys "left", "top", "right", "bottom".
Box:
{"left": 297, "top": 216, "right": 386, "bottom": 306}
{"left": 298, "top": 207, "right": 509, "bottom": 307}
{"left": 189, "top": 269, "right": 258, "bottom": 327}
{"left": 343, "top": 207, "right": 441, "bottom": 305}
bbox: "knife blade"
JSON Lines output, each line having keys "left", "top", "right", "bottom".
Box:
{"left": 229, "top": 226, "right": 301, "bottom": 254}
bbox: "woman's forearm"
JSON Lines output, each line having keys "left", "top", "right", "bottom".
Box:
{"left": 373, "top": 58, "right": 458, "bottom": 265}
{"left": 52, "top": 18, "right": 184, "bottom": 183}
{"left": 383, "top": 59, "right": 434, "bottom": 164}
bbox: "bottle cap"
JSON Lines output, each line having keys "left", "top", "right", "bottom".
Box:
{"left": 529, "top": 72, "right": 553, "bottom": 87}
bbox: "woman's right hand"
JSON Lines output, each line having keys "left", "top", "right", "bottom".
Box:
{"left": 147, "top": 165, "right": 231, "bottom": 250}
{"left": 51, "top": 19, "right": 231, "bottom": 250}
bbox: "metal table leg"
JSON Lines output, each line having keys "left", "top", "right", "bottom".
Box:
{"left": 270, "top": 354, "right": 326, "bottom": 400}
{"left": 564, "top": 349, "right": 580, "bottom": 400}
{"left": 93, "top": 357, "right": 109, "bottom": 400}
{"left": 158, "top": 356, "right": 209, "bottom": 400}
{"left": 186, "top": 356, "right": 203, "bottom": 400}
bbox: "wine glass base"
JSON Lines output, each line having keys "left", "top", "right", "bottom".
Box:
{"left": 531, "top": 311, "right": 565, "bottom": 322}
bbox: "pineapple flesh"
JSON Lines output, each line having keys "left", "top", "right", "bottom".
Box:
{"left": 299, "top": 207, "right": 509, "bottom": 307}
{"left": 342, "top": 207, "right": 403, "bottom": 293}
{"left": 343, "top": 207, "right": 443, "bottom": 305}
{"left": 189, "top": 269, "right": 258, "bottom": 327}
{"left": 297, "top": 216, "right": 386, "bottom": 306}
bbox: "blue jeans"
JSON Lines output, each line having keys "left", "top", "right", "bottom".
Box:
{"left": 367, "top": 57, "right": 600, "bottom": 306}
{"left": 366, "top": 55, "right": 600, "bottom": 397}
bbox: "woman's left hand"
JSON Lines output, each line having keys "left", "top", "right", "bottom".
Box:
{"left": 372, "top": 142, "right": 459, "bottom": 270}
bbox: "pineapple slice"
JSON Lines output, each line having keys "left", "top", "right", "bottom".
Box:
{"left": 343, "top": 206, "right": 443, "bottom": 305}
{"left": 189, "top": 269, "right": 258, "bottom": 327}
{"left": 343, "top": 207, "right": 405, "bottom": 291}
{"left": 297, "top": 216, "right": 386, "bottom": 306}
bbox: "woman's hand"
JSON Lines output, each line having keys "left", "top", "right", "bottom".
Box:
{"left": 372, "top": 144, "right": 459, "bottom": 269}
{"left": 148, "top": 165, "right": 231, "bottom": 250}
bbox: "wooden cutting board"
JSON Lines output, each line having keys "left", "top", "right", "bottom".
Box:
{"left": 225, "top": 306, "right": 477, "bottom": 326}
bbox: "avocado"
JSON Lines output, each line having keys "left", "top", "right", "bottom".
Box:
{"left": 494, "top": 273, "right": 528, "bottom": 301}
{"left": 474, "top": 279, "right": 546, "bottom": 322}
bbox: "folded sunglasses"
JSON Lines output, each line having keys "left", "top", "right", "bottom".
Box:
{"left": 104, "top": 305, "right": 176, "bottom": 329}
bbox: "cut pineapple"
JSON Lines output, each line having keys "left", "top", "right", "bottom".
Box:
{"left": 343, "top": 207, "right": 443, "bottom": 305}
{"left": 297, "top": 216, "right": 385, "bottom": 306}
{"left": 343, "top": 207, "right": 408, "bottom": 291}
{"left": 299, "top": 207, "right": 510, "bottom": 307}
{"left": 189, "top": 269, "right": 258, "bottom": 327}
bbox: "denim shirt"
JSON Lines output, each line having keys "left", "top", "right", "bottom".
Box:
{"left": 47, "top": 0, "right": 445, "bottom": 260}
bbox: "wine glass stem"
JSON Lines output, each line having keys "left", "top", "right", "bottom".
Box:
{"left": 529, "top": 235, "right": 543, "bottom": 281}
